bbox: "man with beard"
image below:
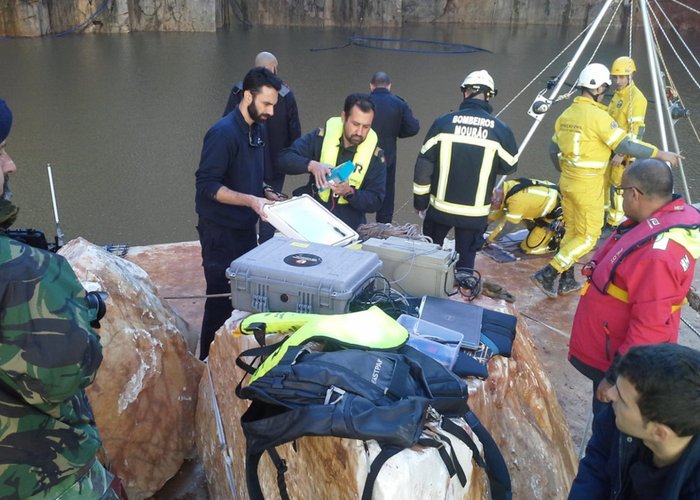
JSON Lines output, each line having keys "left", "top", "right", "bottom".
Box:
{"left": 278, "top": 93, "right": 386, "bottom": 230}
{"left": 223, "top": 51, "right": 302, "bottom": 243}
{"left": 0, "top": 99, "right": 121, "bottom": 498}
{"left": 195, "top": 67, "right": 284, "bottom": 360}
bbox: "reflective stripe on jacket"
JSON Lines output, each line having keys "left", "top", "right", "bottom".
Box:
{"left": 318, "top": 116, "right": 377, "bottom": 204}
{"left": 607, "top": 82, "right": 648, "bottom": 139}
{"left": 413, "top": 99, "right": 518, "bottom": 228}
{"left": 553, "top": 96, "right": 627, "bottom": 170}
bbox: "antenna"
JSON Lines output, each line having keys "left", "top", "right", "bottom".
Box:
{"left": 47, "top": 163, "right": 65, "bottom": 248}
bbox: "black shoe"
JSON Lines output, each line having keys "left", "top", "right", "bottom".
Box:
{"left": 558, "top": 268, "right": 583, "bottom": 296}
{"left": 531, "top": 264, "right": 559, "bottom": 298}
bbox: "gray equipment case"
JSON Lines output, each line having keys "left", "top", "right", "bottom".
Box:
{"left": 226, "top": 237, "right": 382, "bottom": 314}
{"left": 361, "top": 236, "right": 458, "bottom": 297}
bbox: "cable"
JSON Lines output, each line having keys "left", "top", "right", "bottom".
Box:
{"left": 448, "top": 268, "right": 482, "bottom": 301}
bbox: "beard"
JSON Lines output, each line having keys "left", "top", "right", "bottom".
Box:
{"left": 247, "top": 101, "right": 270, "bottom": 124}
{"left": 1, "top": 175, "right": 11, "bottom": 201}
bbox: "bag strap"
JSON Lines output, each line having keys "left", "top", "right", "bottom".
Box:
{"left": 464, "top": 410, "right": 512, "bottom": 500}
{"left": 361, "top": 445, "right": 402, "bottom": 500}
{"left": 235, "top": 340, "right": 289, "bottom": 399}
{"left": 245, "top": 447, "right": 291, "bottom": 500}
{"left": 440, "top": 417, "right": 487, "bottom": 470}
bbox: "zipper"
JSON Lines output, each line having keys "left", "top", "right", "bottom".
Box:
{"left": 604, "top": 321, "right": 611, "bottom": 361}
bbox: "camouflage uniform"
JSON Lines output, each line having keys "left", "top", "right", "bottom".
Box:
{"left": 0, "top": 199, "right": 113, "bottom": 499}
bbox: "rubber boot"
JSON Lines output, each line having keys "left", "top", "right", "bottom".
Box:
{"left": 558, "top": 268, "right": 583, "bottom": 296}
{"left": 531, "top": 264, "right": 559, "bottom": 298}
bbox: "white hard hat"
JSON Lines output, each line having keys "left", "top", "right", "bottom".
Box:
{"left": 461, "top": 70, "right": 496, "bottom": 94}
{"left": 577, "top": 63, "right": 611, "bottom": 90}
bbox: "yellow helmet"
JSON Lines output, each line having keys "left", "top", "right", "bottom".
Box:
{"left": 611, "top": 56, "right": 636, "bottom": 76}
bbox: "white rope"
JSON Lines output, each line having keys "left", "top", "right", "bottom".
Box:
{"left": 652, "top": 0, "right": 700, "bottom": 75}
{"left": 669, "top": 0, "right": 700, "bottom": 15}
{"left": 495, "top": 25, "right": 591, "bottom": 117}
{"left": 648, "top": 2, "right": 700, "bottom": 91}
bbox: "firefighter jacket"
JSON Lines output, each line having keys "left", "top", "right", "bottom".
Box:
{"left": 569, "top": 197, "right": 700, "bottom": 374}
{"left": 607, "top": 81, "right": 648, "bottom": 139}
{"left": 488, "top": 178, "right": 560, "bottom": 242}
{"left": 0, "top": 202, "right": 105, "bottom": 498}
{"left": 413, "top": 99, "right": 519, "bottom": 230}
{"left": 553, "top": 96, "right": 629, "bottom": 171}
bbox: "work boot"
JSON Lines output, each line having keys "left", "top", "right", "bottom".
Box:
{"left": 558, "top": 268, "right": 583, "bottom": 296}
{"left": 531, "top": 264, "right": 559, "bottom": 298}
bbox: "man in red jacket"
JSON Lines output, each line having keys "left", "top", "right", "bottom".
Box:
{"left": 568, "top": 158, "right": 700, "bottom": 414}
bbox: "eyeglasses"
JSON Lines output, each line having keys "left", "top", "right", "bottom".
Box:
{"left": 249, "top": 127, "right": 265, "bottom": 148}
{"left": 613, "top": 185, "right": 644, "bottom": 196}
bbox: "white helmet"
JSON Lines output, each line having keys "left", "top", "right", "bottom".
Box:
{"left": 577, "top": 63, "right": 611, "bottom": 90}
{"left": 461, "top": 70, "right": 497, "bottom": 96}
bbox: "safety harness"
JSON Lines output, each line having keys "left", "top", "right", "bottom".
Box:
{"left": 583, "top": 202, "right": 700, "bottom": 311}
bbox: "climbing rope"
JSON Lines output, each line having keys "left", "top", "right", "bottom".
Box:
{"left": 669, "top": 0, "right": 700, "bottom": 15}
{"left": 648, "top": 2, "right": 700, "bottom": 148}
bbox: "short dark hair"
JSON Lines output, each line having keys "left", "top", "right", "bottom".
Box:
{"left": 626, "top": 158, "right": 674, "bottom": 199}
{"left": 242, "top": 67, "right": 282, "bottom": 94}
{"left": 617, "top": 343, "right": 700, "bottom": 436}
{"left": 370, "top": 71, "right": 391, "bottom": 87}
{"left": 343, "top": 93, "right": 375, "bottom": 116}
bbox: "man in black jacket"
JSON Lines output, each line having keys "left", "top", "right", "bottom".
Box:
{"left": 570, "top": 343, "right": 700, "bottom": 499}
{"left": 414, "top": 70, "right": 519, "bottom": 270}
{"left": 223, "top": 52, "right": 302, "bottom": 242}
{"left": 196, "top": 67, "right": 283, "bottom": 360}
{"left": 369, "top": 71, "right": 420, "bottom": 223}
{"left": 278, "top": 93, "right": 386, "bottom": 231}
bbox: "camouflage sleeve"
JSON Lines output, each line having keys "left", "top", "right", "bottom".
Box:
{"left": 0, "top": 242, "right": 103, "bottom": 409}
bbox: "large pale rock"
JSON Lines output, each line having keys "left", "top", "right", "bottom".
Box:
{"left": 466, "top": 295, "right": 578, "bottom": 499}
{"left": 196, "top": 303, "right": 577, "bottom": 499}
{"left": 59, "top": 238, "right": 204, "bottom": 500}
{"left": 195, "top": 317, "right": 489, "bottom": 499}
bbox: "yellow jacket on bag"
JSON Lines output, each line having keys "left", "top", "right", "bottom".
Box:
{"left": 607, "top": 82, "right": 648, "bottom": 139}
{"left": 553, "top": 96, "right": 628, "bottom": 170}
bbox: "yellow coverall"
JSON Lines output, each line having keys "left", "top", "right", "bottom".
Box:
{"left": 487, "top": 179, "right": 561, "bottom": 254}
{"left": 549, "top": 96, "right": 627, "bottom": 272}
{"left": 606, "top": 82, "right": 648, "bottom": 225}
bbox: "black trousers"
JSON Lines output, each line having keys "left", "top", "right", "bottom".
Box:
{"left": 376, "top": 160, "right": 396, "bottom": 223}
{"left": 422, "top": 218, "right": 485, "bottom": 270}
{"left": 197, "top": 218, "right": 257, "bottom": 360}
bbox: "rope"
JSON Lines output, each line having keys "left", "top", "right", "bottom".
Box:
{"left": 496, "top": 25, "right": 590, "bottom": 117}
{"left": 669, "top": 0, "right": 700, "bottom": 15}
{"left": 356, "top": 222, "right": 429, "bottom": 241}
{"left": 649, "top": 1, "right": 700, "bottom": 90}
{"left": 311, "top": 36, "right": 489, "bottom": 54}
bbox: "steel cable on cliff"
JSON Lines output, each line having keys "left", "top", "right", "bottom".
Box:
{"left": 0, "top": 0, "right": 110, "bottom": 39}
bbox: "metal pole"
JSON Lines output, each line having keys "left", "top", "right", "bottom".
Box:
{"left": 640, "top": 0, "right": 669, "bottom": 151}
{"left": 639, "top": 0, "right": 692, "bottom": 202}
{"left": 46, "top": 163, "right": 65, "bottom": 247}
{"left": 496, "top": 0, "right": 621, "bottom": 190}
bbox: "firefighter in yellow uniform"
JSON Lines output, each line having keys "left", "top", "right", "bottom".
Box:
{"left": 487, "top": 178, "right": 563, "bottom": 255}
{"left": 532, "top": 63, "right": 681, "bottom": 298}
{"left": 605, "top": 56, "right": 648, "bottom": 226}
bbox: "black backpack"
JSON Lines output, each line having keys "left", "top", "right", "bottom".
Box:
{"left": 236, "top": 339, "right": 511, "bottom": 500}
